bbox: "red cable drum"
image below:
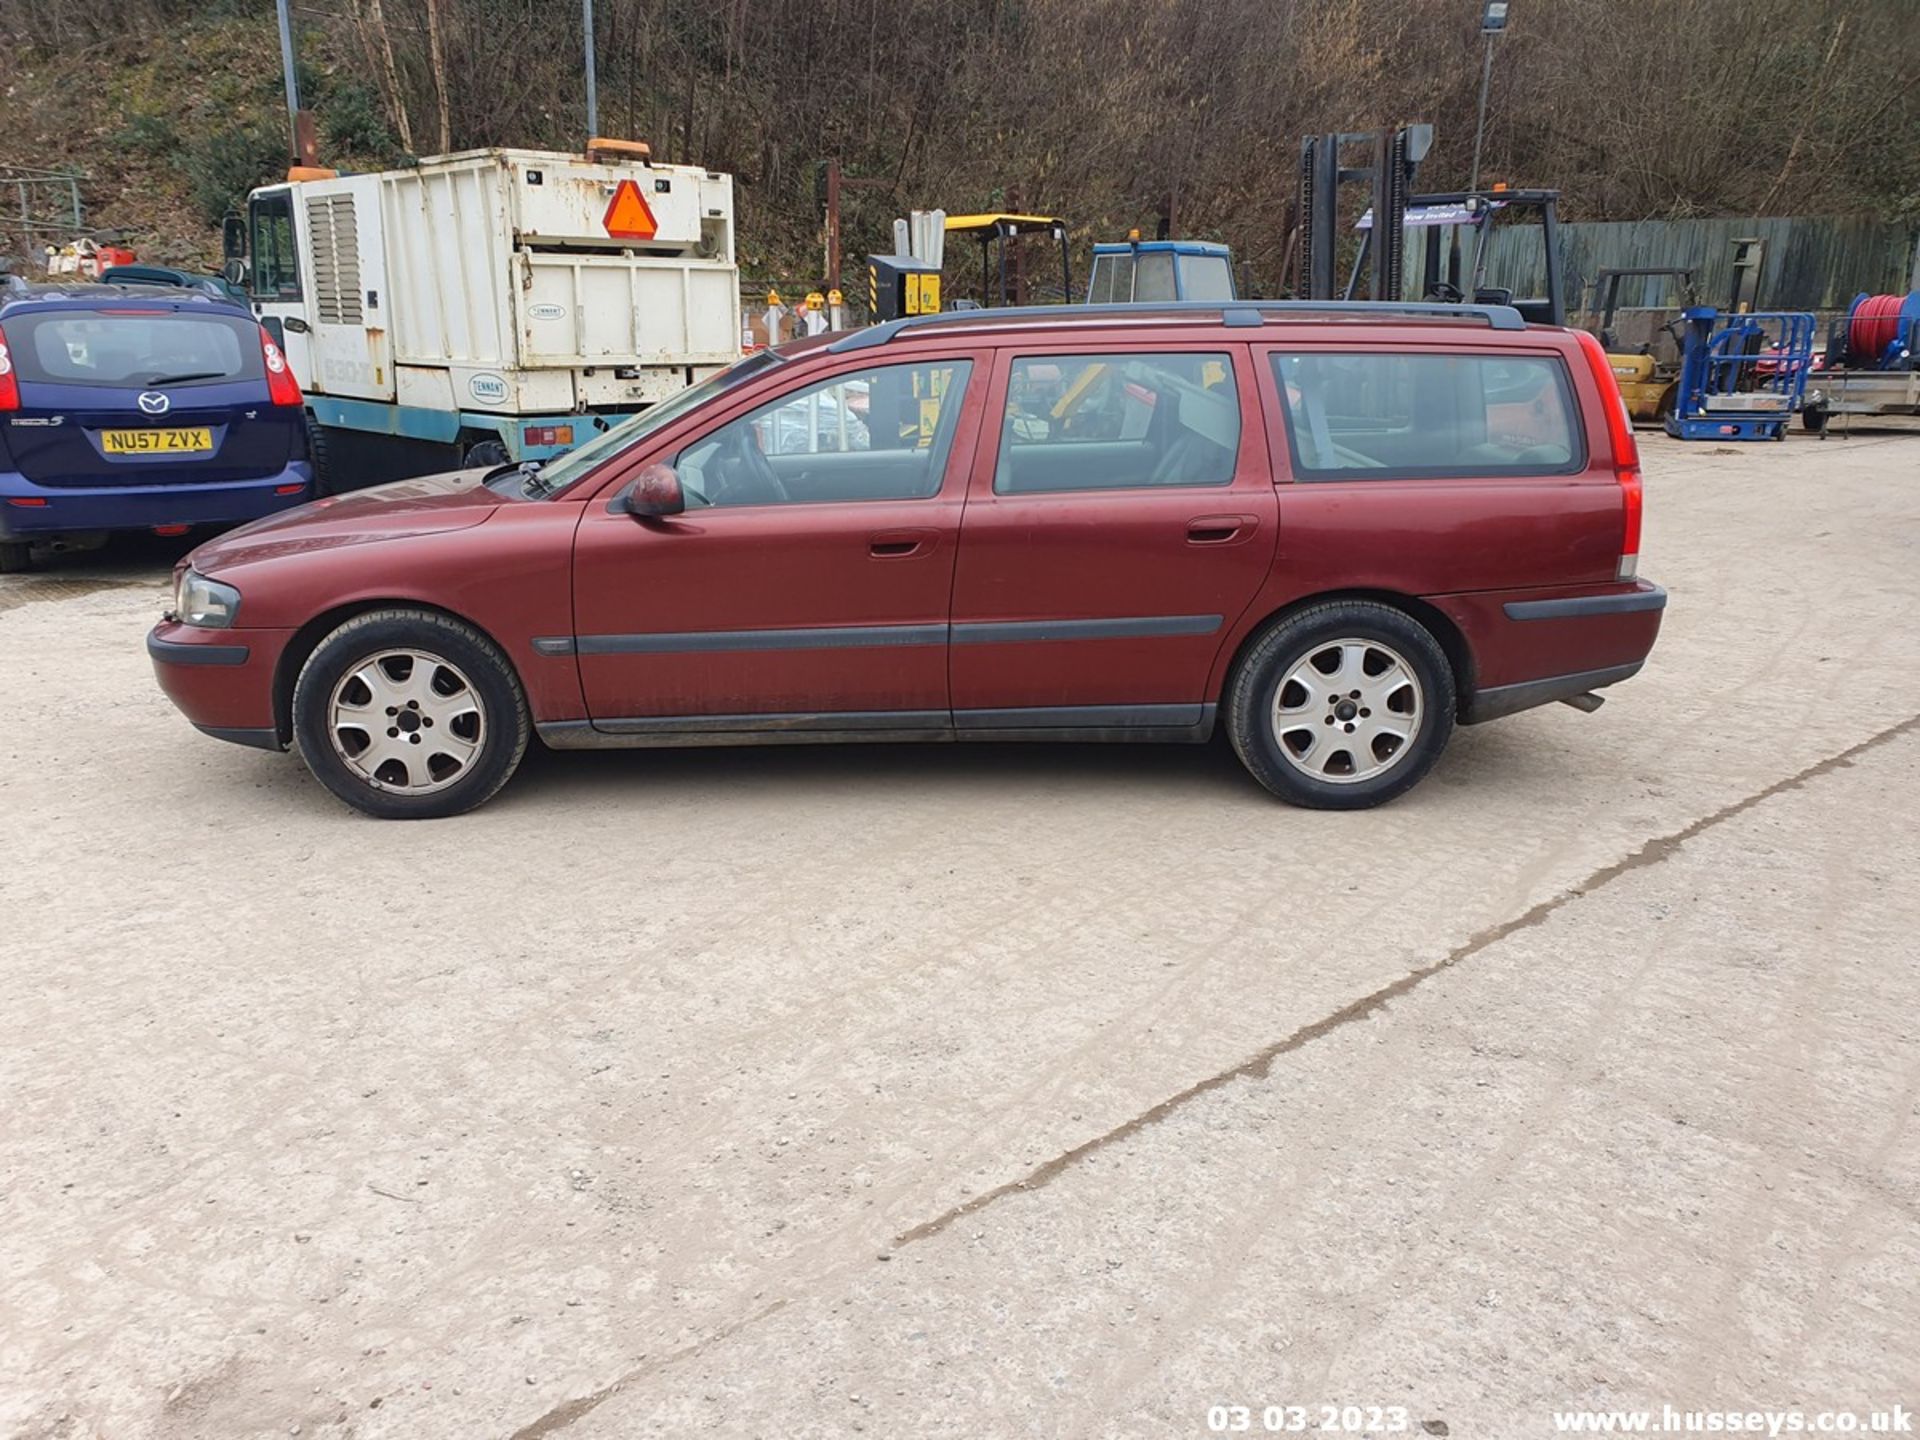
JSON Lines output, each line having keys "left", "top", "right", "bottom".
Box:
{"left": 1847, "top": 293, "right": 1914, "bottom": 366}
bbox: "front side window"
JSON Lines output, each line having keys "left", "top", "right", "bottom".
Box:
{"left": 995, "top": 352, "right": 1240, "bottom": 494}
{"left": 249, "top": 193, "right": 301, "bottom": 300}
{"left": 1272, "top": 351, "right": 1581, "bottom": 478}
{"left": 1133, "top": 252, "right": 1177, "bottom": 303}
{"left": 675, "top": 359, "right": 972, "bottom": 508}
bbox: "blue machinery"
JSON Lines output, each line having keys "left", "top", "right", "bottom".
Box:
{"left": 1664, "top": 307, "right": 1816, "bottom": 442}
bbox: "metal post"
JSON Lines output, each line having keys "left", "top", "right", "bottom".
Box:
{"left": 583, "top": 0, "right": 598, "bottom": 137}
{"left": 825, "top": 158, "right": 841, "bottom": 295}
{"left": 274, "top": 0, "right": 301, "bottom": 159}
{"left": 1469, "top": 33, "right": 1494, "bottom": 196}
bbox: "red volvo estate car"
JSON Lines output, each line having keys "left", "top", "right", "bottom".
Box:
{"left": 148, "top": 301, "right": 1665, "bottom": 819}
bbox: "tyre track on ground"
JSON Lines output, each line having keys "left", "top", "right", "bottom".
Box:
{"left": 889, "top": 711, "right": 1920, "bottom": 1250}
{"left": 501, "top": 714, "right": 1920, "bottom": 1440}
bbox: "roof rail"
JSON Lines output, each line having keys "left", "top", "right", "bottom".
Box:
{"left": 826, "top": 299, "right": 1527, "bottom": 353}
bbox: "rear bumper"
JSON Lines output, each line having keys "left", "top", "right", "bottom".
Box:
{"left": 1462, "top": 660, "right": 1645, "bottom": 724}
{"left": 149, "top": 619, "right": 293, "bottom": 748}
{"left": 1436, "top": 580, "right": 1667, "bottom": 725}
{"left": 0, "top": 463, "right": 313, "bottom": 538}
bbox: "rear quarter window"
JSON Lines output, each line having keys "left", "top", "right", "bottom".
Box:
{"left": 1272, "top": 351, "right": 1583, "bottom": 479}
{"left": 7, "top": 311, "right": 263, "bottom": 390}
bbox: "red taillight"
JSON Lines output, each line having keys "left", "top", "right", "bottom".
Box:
{"left": 1574, "top": 329, "right": 1643, "bottom": 579}
{"left": 0, "top": 323, "right": 19, "bottom": 412}
{"left": 259, "top": 326, "right": 303, "bottom": 407}
{"left": 153, "top": 524, "right": 190, "bottom": 536}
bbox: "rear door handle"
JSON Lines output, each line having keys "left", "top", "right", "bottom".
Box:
{"left": 870, "top": 527, "right": 936, "bottom": 559}
{"left": 1186, "top": 514, "right": 1259, "bottom": 545}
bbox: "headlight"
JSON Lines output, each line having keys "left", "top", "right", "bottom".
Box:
{"left": 175, "top": 569, "right": 242, "bottom": 628}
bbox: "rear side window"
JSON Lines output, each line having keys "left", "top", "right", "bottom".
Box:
{"left": 1272, "top": 351, "right": 1582, "bottom": 479}
{"left": 6, "top": 311, "right": 263, "bottom": 389}
{"left": 996, "top": 352, "right": 1240, "bottom": 494}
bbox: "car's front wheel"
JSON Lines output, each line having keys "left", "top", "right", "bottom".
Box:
{"left": 292, "top": 609, "right": 529, "bottom": 819}
{"left": 1225, "top": 601, "right": 1456, "bottom": 809}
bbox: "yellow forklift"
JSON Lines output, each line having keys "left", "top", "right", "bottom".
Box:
{"left": 1595, "top": 267, "right": 1697, "bottom": 423}
{"left": 942, "top": 213, "right": 1073, "bottom": 307}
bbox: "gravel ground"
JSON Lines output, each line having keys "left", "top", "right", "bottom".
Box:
{"left": 1, "top": 430, "right": 1917, "bottom": 1439}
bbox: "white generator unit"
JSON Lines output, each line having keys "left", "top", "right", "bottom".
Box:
{"left": 233, "top": 143, "right": 741, "bottom": 476}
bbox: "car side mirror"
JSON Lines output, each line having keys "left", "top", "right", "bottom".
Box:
{"left": 623, "top": 463, "right": 685, "bottom": 519}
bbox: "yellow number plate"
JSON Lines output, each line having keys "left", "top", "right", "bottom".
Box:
{"left": 100, "top": 428, "right": 214, "bottom": 455}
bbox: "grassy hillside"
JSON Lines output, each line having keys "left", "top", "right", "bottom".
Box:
{"left": 1, "top": 13, "right": 399, "bottom": 270}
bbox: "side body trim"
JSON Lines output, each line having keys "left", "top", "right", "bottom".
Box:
{"left": 565, "top": 614, "right": 1223, "bottom": 655}
{"left": 1503, "top": 584, "right": 1668, "bottom": 622}
{"left": 950, "top": 614, "right": 1222, "bottom": 645}
{"left": 574, "top": 623, "right": 947, "bottom": 656}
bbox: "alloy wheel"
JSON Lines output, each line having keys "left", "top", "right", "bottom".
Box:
{"left": 1270, "top": 637, "right": 1424, "bottom": 784}
{"left": 327, "top": 648, "right": 487, "bottom": 795}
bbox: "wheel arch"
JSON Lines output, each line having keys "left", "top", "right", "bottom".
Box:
{"left": 1217, "top": 589, "right": 1476, "bottom": 719}
{"left": 272, "top": 597, "right": 524, "bottom": 745}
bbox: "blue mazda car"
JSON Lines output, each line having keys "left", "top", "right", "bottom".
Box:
{"left": 0, "top": 286, "right": 313, "bottom": 572}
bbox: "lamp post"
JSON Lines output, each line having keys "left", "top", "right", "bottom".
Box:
{"left": 1468, "top": 0, "right": 1509, "bottom": 196}
{"left": 583, "top": 0, "right": 598, "bottom": 137}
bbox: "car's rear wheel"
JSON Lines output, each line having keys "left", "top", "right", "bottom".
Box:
{"left": 292, "top": 609, "right": 529, "bottom": 819}
{"left": 0, "top": 541, "right": 32, "bottom": 574}
{"left": 1226, "top": 601, "right": 1456, "bottom": 809}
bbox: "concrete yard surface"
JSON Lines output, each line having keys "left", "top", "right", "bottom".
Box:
{"left": 1, "top": 430, "right": 1917, "bottom": 1438}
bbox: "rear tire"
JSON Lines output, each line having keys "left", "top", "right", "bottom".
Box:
{"left": 0, "top": 541, "right": 32, "bottom": 574}
{"left": 292, "top": 608, "right": 530, "bottom": 819}
{"left": 1225, "top": 601, "right": 1456, "bottom": 810}
{"left": 304, "top": 416, "right": 338, "bottom": 496}
{"left": 1801, "top": 402, "right": 1829, "bottom": 434}
{"left": 462, "top": 437, "right": 511, "bottom": 469}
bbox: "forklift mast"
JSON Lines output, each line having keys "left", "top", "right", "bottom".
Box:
{"left": 1297, "top": 126, "right": 1430, "bottom": 303}
{"left": 1295, "top": 125, "right": 1566, "bottom": 327}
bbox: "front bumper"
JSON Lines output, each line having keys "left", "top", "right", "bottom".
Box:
{"left": 148, "top": 620, "right": 294, "bottom": 750}
{"left": 1, "top": 463, "right": 313, "bottom": 539}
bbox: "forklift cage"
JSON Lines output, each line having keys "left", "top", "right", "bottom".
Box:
{"left": 944, "top": 213, "right": 1072, "bottom": 308}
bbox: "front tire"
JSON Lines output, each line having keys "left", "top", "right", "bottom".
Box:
{"left": 292, "top": 609, "right": 529, "bottom": 819}
{"left": 1225, "top": 601, "right": 1456, "bottom": 809}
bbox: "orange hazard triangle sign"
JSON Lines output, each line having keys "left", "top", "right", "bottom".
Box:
{"left": 601, "top": 179, "right": 658, "bottom": 241}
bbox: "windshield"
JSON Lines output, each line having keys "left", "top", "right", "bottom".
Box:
{"left": 530, "top": 350, "right": 788, "bottom": 496}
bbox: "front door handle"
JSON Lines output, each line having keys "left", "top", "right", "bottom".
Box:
{"left": 870, "top": 527, "right": 936, "bottom": 559}
{"left": 1186, "top": 514, "right": 1259, "bottom": 545}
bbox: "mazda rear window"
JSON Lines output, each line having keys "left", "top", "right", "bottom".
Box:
{"left": 1273, "top": 351, "right": 1582, "bottom": 478}
{"left": 8, "top": 311, "right": 262, "bottom": 389}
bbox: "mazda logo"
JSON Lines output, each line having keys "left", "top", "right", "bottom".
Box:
{"left": 138, "top": 392, "right": 170, "bottom": 415}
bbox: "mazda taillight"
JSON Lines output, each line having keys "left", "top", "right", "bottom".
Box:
{"left": 1574, "top": 330, "right": 1642, "bottom": 580}
{"left": 259, "top": 327, "right": 303, "bottom": 407}
{"left": 0, "top": 324, "right": 19, "bottom": 412}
